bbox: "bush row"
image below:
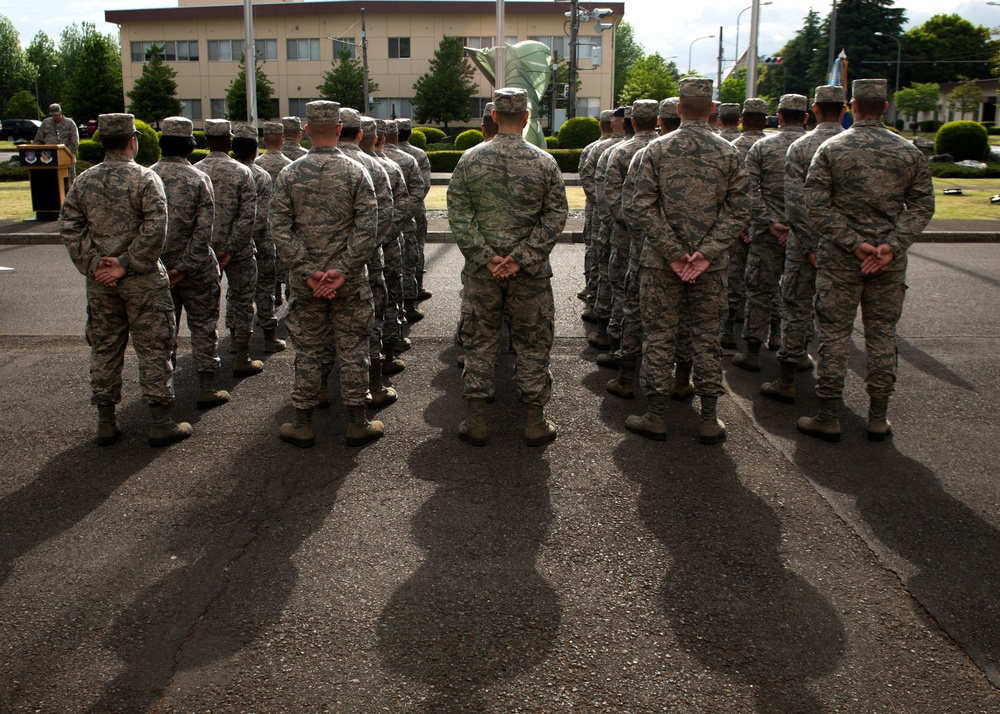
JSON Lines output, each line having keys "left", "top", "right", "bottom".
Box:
{"left": 426, "top": 148, "right": 583, "bottom": 173}
{"left": 928, "top": 161, "right": 1000, "bottom": 178}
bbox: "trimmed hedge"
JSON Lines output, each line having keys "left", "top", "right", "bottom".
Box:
{"left": 78, "top": 139, "right": 103, "bottom": 164}
{"left": 989, "top": 126, "right": 1000, "bottom": 136}
{"left": 188, "top": 149, "right": 209, "bottom": 164}
{"left": 416, "top": 126, "right": 446, "bottom": 143}
{"left": 454, "top": 129, "right": 484, "bottom": 151}
{"left": 547, "top": 149, "right": 583, "bottom": 172}
{"left": 920, "top": 119, "right": 945, "bottom": 133}
{"left": 192, "top": 130, "right": 206, "bottom": 149}
{"left": 409, "top": 129, "right": 427, "bottom": 149}
{"left": 425, "top": 142, "right": 453, "bottom": 151}
{"left": 558, "top": 116, "right": 600, "bottom": 149}
{"left": 545, "top": 136, "right": 559, "bottom": 149}
{"left": 426, "top": 150, "right": 465, "bottom": 172}
{"left": 935, "top": 120, "right": 989, "bottom": 162}
{"left": 928, "top": 160, "right": 1000, "bottom": 178}
{"left": 135, "top": 120, "right": 161, "bottom": 166}
{"left": 0, "top": 161, "right": 28, "bottom": 182}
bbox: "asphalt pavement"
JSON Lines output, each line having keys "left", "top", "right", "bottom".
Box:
{"left": 1, "top": 242, "right": 999, "bottom": 712}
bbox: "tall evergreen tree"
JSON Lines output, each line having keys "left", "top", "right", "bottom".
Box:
{"left": 758, "top": 10, "right": 825, "bottom": 100}
{"left": 412, "top": 37, "right": 477, "bottom": 130}
{"left": 62, "top": 24, "right": 123, "bottom": 119}
{"left": 25, "top": 31, "right": 60, "bottom": 114}
{"left": 127, "top": 45, "right": 182, "bottom": 129}
{"left": 317, "top": 48, "right": 380, "bottom": 111}
{"left": 0, "top": 14, "right": 32, "bottom": 118}
{"left": 225, "top": 56, "right": 275, "bottom": 121}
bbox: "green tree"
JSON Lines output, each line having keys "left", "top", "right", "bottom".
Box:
{"left": 25, "top": 31, "right": 60, "bottom": 113}
{"left": 127, "top": 45, "right": 182, "bottom": 129}
{"left": 59, "top": 23, "right": 124, "bottom": 119}
{"left": 4, "top": 89, "right": 41, "bottom": 119}
{"left": 720, "top": 68, "right": 747, "bottom": 103}
{"left": 618, "top": 53, "right": 679, "bottom": 105}
{"left": 903, "top": 15, "right": 995, "bottom": 86}
{"left": 225, "top": 56, "right": 275, "bottom": 121}
{"left": 892, "top": 82, "right": 939, "bottom": 130}
{"left": 758, "top": 9, "right": 826, "bottom": 99}
{"left": 613, "top": 22, "right": 644, "bottom": 104}
{"left": 316, "top": 47, "right": 380, "bottom": 111}
{"left": 947, "top": 76, "right": 984, "bottom": 119}
{"left": 0, "top": 14, "right": 33, "bottom": 118}
{"left": 538, "top": 58, "right": 580, "bottom": 122}
{"left": 412, "top": 36, "right": 477, "bottom": 130}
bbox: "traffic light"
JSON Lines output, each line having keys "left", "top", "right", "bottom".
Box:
{"left": 762, "top": 56, "right": 783, "bottom": 65}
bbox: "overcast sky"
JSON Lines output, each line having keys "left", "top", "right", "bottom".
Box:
{"left": 6, "top": 0, "right": 999, "bottom": 83}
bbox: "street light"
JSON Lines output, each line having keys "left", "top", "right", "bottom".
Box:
{"left": 874, "top": 31, "right": 902, "bottom": 123}
{"left": 689, "top": 34, "right": 715, "bottom": 74}
{"left": 735, "top": 2, "right": 772, "bottom": 67}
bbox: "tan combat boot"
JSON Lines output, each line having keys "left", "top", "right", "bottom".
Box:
{"left": 232, "top": 341, "right": 264, "bottom": 377}
{"left": 196, "top": 371, "right": 230, "bottom": 410}
{"left": 732, "top": 340, "right": 762, "bottom": 372}
{"left": 670, "top": 361, "right": 694, "bottom": 400}
{"left": 346, "top": 405, "right": 384, "bottom": 447}
{"left": 867, "top": 395, "right": 892, "bottom": 442}
{"left": 263, "top": 328, "right": 286, "bottom": 353}
{"left": 595, "top": 337, "right": 621, "bottom": 369}
{"left": 760, "top": 361, "right": 797, "bottom": 404}
{"left": 587, "top": 318, "right": 611, "bottom": 350}
{"left": 458, "top": 397, "right": 488, "bottom": 446}
{"left": 382, "top": 346, "right": 406, "bottom": 376}
{"left": 524, "top": 404, "right": 557, "bottom": 446}
{"left": 96, "top": 404, "right": 120, "bottom": 446}
{"left": 148, "top": 403, "right": 192, "bottom": 447}
{"left": 606, "top": 359, "right": 636, "bottom": 399}
{"left": 279, "top": 408, "right": 315, "bottom": 448}
{"left": 368, "top": 362, "right": 398, "bottom": 409}
{"left": 797, "top": 398, "right": 842, "bottom": 442}
{"left": 698, "top": 396, "right": 727, "bottom": 445}
{"left": 625, "top": 394, "right": 667, "bottom": 441}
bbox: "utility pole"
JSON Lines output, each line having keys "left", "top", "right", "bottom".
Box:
{"left": 716, "top": 27, "right": 723, "bottom": 100}
{"left": 361, "top": 8, "right": 370, "bottom": 111}
{"left": 496, "top": 0, "right": 506, "bottom": 87}
{"left": 746, "top": 0, "right": 760, "bottom": 100}
{"left": 243, "top": 0, "right": 256, "bottom": 127}
{"left": 550, "top": 49, "right": 558, "bottom": 132}
{"left": 567, "top": 0, "right": 579, "bottom": 118}
{"left": 828, "top": 0, "right": 838, "bottom": 76}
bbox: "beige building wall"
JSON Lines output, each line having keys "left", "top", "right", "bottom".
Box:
{"left": 111, "top": 1, "right": 622, "bottom": 128}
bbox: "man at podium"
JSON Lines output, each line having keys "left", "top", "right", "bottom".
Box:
{"left": 34, "top": 103, "right": 79, "bottom": 183}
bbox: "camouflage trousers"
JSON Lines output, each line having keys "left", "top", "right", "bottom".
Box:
{"left": 584, "top": 204, "right": 600, "bottom": 306}
{"left": 639, "top": 267, "right": 726, "bottom": 398}
{"left": 171, "top": 271, "right": 222, "bottom": 374}
{"left": 85, "top": 277, "right": 176, "bottom": 406}
{"left": 368, "top": 246, "right": 388, "bottom": 360}
{"left": 619, "top": 232, "right": 645, "bottom": 360}
{"left": 253, "top": 234, "right": 277, "bottom": 331}
{"left": 401, "top": 217, "right": 419, "bottom": 300}
{"left": 223, "top": 256, "right": 257, "bottom": 342}
{"left": 814, "top": 268, "right": 905, "bottom": 401}
{"left": 414, "top": 207, "right": 427, "bottom": 279}
{"left": 776, "top": 258, "right": 816, "bottom": 363}
{"left": 742, "top": 236, "right": 786, "bottom": 343}
{"left": 727, "top": 237, "right": 750, "bottom": 311}
{"left": 593, "top": 221, "right": 614, "bottom": 320}
{"left": 286, "top": 284, "right": 375, "bottom": 409}
{"left": 382, "top": 235, "right": 405, "bottom": 341}
{"left": 460, "top": 271, "right": 554, "bottom": 406}
{"left": 582, "top": 203, "right": 595, "bottom": 292}
{"left": 606, "top": 221, "right": 631, "bottom": 340}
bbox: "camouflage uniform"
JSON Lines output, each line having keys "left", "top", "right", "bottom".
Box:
{"left": 270, "top": 112, "right": 378, "bottom": 411}
{"left": 35, "top": 104, "right": 80, "bottom": 182}
{"left": 383, "top": 125, "right": 426, "bottom": 301}
{"left": 718, "top": 103, "right": 742, "bottom": 142}
{"left": 592, "top": 113, "right": 627, "bottom": 326}
{"left": 371, "top": 119, "right": 411, "bottom": 342}
{"left": 60, "top": 127, "right": 175, "bottom": 407}
{"left": 577, "top": 130, "right": 605, "bottom": 299}
{"left": 281, "top": 116, "right": 308, "bottom": 161}
{"left": 727, "top": 100, "right": 769, "bottom": 317}
{"left": 236, "top": 140, "right": 279, "bottom": 334}
{"left": 579, "top": 111, "right": 622, "bottom": 310}
{"left": 447, "top": 111, "right": 568, "bottom": 406}
{"left": 396, "top": 118, "right": 432, "bottom": 289}
{"left": 255, "top": 145, "right": 292, "bottom": 181}
{"left": 256, "top": 122, "right": 293, "bottom": 298}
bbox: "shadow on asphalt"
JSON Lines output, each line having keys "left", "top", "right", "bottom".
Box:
{"left": 896, "top": 336, "right": 977, "bottom": 392}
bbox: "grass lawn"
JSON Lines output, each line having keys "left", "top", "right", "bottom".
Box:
{"left": 0, "top": 182, "right": 34, "bottom": 221}
{"left": 0, "top": 141, "right": 16, "bottom": 151}
{"left": 427, "top": 185, "right": 585, "bottom": 210}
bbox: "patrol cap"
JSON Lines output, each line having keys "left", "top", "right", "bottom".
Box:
{"left": 600, "top": 109, "right": 614, "bottom": 122}
{"left": 743, "top": 97, "right": 768, "bottom": 115}
{"left": 161, "top": 116, "right": 193, "bottom": 137}
{"left": 778, "top": 93, "right": 808, "bottom": 112}
{"left": 853, "top": 78, "right": 887, "bottom": 101}
{"left": 493, "top": 87, "right": 528, "bottom": 113}
{"left": 361, "top": 116, "right": 376, "bottom": 133}
{"left": 484, "top": 102, "right": 495, "bottom": 115}
{"left": 679, "top": 77, "right": 713, "bottom": 98}
{"left": 632, "top": 99, "right": 659, "bottom": 119}
{"left": 613, "top": 106, "right": 626, "bottom": 118}
{"left": 262, "top": 121, "right": 284, "bottom": 135}
{"left": 205, "top": 119, "right": 232, "bottom": 137}
{"left": 397, "top": 118, "right": 411, "bottom": 131}
{"left": 281, "top": 116, "right": 303, "bottom": 134}
{"left": 98, "top": 113, "right": 137, "bottom": 137}
{"left": 814, "top": 85, "right": 846, "bottom": 104}
{"left": 374, "top": 118, "right": 387, "bottom": 134}
{"left": 719, "top": 103, "right": 741, "bottom": 119}
{"left": 233, "top": 123, "right": 258, "bottom": 140}
{"left": 385, "top": 119, "right": 398, "bottom": 134}
{"left": 658, "top": 97, "right": 679, "bottom": 119}
{"left": 623, "top": 105, "right": 633, "bottom": 119}
{"left": 306, "top": 100, "right": 340, "bottom": 123}
{"left": 340, "top": 108, "right": 362, "bottom": 128}
{"left": 48, "top": 103, "right": 62, "bottom": 115}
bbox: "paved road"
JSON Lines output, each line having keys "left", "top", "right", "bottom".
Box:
{"left": 0, "top": 243, "right": 998, "bottom": 712}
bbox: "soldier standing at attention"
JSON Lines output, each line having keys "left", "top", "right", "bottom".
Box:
{"left": 627, "top": 78, "right": 749, "bottom": 445}
{"left": 578, "top": 109, "right": 616, "bottom": 318}
{"left": 448, "top": 88, "right": 568, "bottom": 447}
{"left": 760, "top": 85, "right": 846, "bottom": 404}
{"left": 383, "top": 120, "right": 427, "bottom": 323}
{"left": 281, "top": 116, "right": 308, "bottom": 161}
{"left": 733, "top": 94, "right": 808, "bottom": 372}
{"left": 270, "top": 101, "right": 382, "bottom": 449}
{"left": 35, "top": 103, "right": 80, "bottom": 183}
{"left": 798, "top": 79, "right": 934, "bottom": 442}
{"left": 150, "top": 116, "right": 229, "bottom": 411}
{"left": 718, "top": 103, "right": 742, "bottom": 141}
{"left": 256, "top": 121, "right": 293, "bottom": 307}
{"left": 396, "top": 118, "right": 433, "bottom": 301}
{"left": 60, "top": 113, "right": 191, "bottom": 447}
{"left": 199, "top": 119, "right": 262, "bottom": 377}
{"left": 480, "top": 102, "right": 498, "bottom": 140}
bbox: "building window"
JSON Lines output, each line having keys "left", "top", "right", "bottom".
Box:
{"left": 388, "top": 37, "right": 411, "bottom": 59}
{"left": 332, "top": 37, "right": 356, "bottom": 60}
{"left": 528, "top": 36, "right": 567, "bottom": 58}
{"left": 288, "top": 98, "right": 315, "bottom": 118}
{"left": 287, "top": 38, "right": 321, "bottom": 61}
{"left": 179, "top": 98, "right": 203, "bottom": 121}
{"left": 575, "top": 97, "right": 601, "bottom": 118}
{"left": 130, "top": 42, "right": 163, "bottom": 63}
{"left": 577, "top": 36, "right": 602, "bottom": 61}
{"left": 210, "top": 98, "right": 228, "bottom": 118}
{"left": 463, "top": 36, "right": 494, "bottom": 50}
{"left": 208, "top": 40, "right": 243, "bottom": 62}
{"left": 470, "top": 97, "right": 493, "bottom": 118}
{"left": 255, "top": 39, "right": 278, "bottom": 61}
{"left": 371, "top": 97, "right": 413, "bottom": 119}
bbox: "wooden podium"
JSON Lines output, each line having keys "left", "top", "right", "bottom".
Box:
{"left": 18, "top": 144, "right": 76, "bottom": 221}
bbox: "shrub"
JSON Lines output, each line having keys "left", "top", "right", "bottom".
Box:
{"left": 409, "top": 129, "right": 427, "bottom": 149}
{"left": 416, "top": 126, "right": 446, "bottom": 143}
{"left": 192, "top": 130, "right": 206, "bottom": 149}
{"left": 77, "top": 139, "right": 103, "bottom": 164}
{"left": 935, "top": 120, "right": 989, "bottom": 162}
{"left": 557, "top": 117, "right": 600, "bottom": 149}
{"left": 454, "top": 129, "right": 484, "bottom": 151}
{"left": 546, "top": 149, "right": 583, "bottom": 173}
{"left": 989, "top": 126, "right": 1000, "bottom": 136}
{"left": 0, "top": 161, "right": 28, "bottom": 182}
{"left": 886, "top": 125, "right": 901, "bottom": 135}
{"left": 426, "top": 142, "right": 453, "bottom": 151}
{"left": 920, "top": 119, "right": 944, "bottom": 133}
{"left": 426, "top": 150, "right": 464, "bottom": 172}
{"left": 545, "top": 136, "right": 559, "bottom": 149}
{"left": 188, "top": 149, "right": 209, "bottom": 164}
{"left": 134, "top": 120, "right": 161, "bottom": 166}
{"left": 928, "top": 160, "right": 1000, "bottom": 178}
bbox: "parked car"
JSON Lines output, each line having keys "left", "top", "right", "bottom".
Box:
{"left": 765, "top": 115, "right": 779, "bottom": 129}
{"left": 0, "top": 118, "right": 42, "bottom": 142}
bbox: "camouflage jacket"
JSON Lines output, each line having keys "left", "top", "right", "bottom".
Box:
{"left": 150, "top": 156, "right": 218, "bottom": 277}
{"left": 241, "top": 159, "right": 274, "bottom": 251}
{"left": 371, "top": 149, "right": 411, "bottom": 241}
{"left": 270, "top": 145, "right": 377, "bottom": 288}
{"left": 599, "top": 130, "right": 658, "bottom": 227}
{"left": 720, "top": 127, "right": 742, "bottom": 142}
{"left": 198, "top": 151, "right": 257, "bottom": 260}
{"left": 60, "top": 153, "right": 168, "bottom": 285}
{"left": 580, "top": 133, "right": 623, "bottom": 203}
{"left": 383, "top": 144, "right": 426, "bottom": 217}
{"left": 783, "top": 122, "right": 844, "bottom": 258}
{"left": 255, "top": 149, "right": 292, "bottom": 183}
{"left": 805, "top": 118, "right": 934, "bottom": 272}
{"left": 282, "top": 141, "right": 307, "bottom": 162}
{"left": 340, "top": 142, "right": 395, "bottom": 247}
{"left": 447, "top": 132, "right": 568, "bottom": 279}
{"left": 397, "top": 141, "right": 431, "bottom": 200}
{"left": 633, "top": 121, "right": 749, "bottom": 274}
{"left": 731, "top": 129, "right": 766, "bottom": 160}
{"left": 745, "top": 124, "right": 805, "bottom": 239}
{"left": 35, "top": 116, "right": 79, "bottom": 154}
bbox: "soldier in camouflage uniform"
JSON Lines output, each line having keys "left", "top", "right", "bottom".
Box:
{"left": 150, "top": 117, "right": 228, "bottom": 411}
{"left": 232, "top": 124, "right": 285, "bottom": 355}
{"left": 256, "top": 121, "right": 292, "bottom": 305}
{"left": 722, "top": 98, "right": 770, "bottom": 349}
{"left": 199, "top": 119, "right": 262, "bottom": 377}
{"left": 270, "top": 100, "right": 383, "bottom": 448}
{"left": 718, "top": 103, "right": 742, "bottom": 141}
{"left": 733, "top": 94, "right": 808, "bottom": 372}
{"left": 798, "top": 79, "right": 934, "bottom": 442}
{"left": 760, "top": 85, "right": 846, "bottom": 404}
{"left": 383, "top": 120, "right": 427, "bottom": 323}
{"left": 480, "top": 102, "right": 498, "bottom": 139}
{"left": 397, "top": 118, "right": 433, "bottom": 301}
{"left": 281, "top": 116, "right": 308, "bottom": 161}
{"left": 448, "top": 88, "right": 568, "bottom": 447}
{"left": 578, "top": 109, "right": 617, "bottom": 316}
{"left": 35, "top": 103, "right": 80, "bottom": 183}
{"left": 627, "top": 78, "right": 750, "bottom": 445}
{"left": 60, "top": 113, "right": 191, "bottom": 447}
